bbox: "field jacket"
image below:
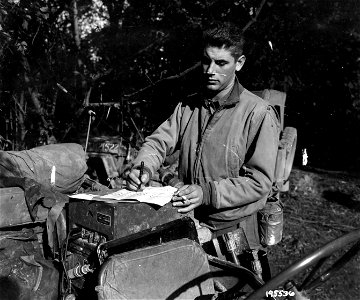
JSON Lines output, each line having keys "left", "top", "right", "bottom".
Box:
{"left": 132, "top": 79, "right": 280, "bottom": 232}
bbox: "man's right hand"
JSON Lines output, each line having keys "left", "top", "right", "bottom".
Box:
{"left": 126, "top": 168, "right": 150, "bottom": 191}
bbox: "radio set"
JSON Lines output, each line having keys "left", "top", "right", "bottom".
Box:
{"left": 63, "top": 198, "right": 198, "bottom": 296}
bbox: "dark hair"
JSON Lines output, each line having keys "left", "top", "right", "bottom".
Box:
{"left": 202, "top": 22, "right": 245, "bottom": 59}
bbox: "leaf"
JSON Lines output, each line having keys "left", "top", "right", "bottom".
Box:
{"left": 16, "top": 41, "right": 28, "bottom": 53}
{"left": 22, "top": 20, "right": 28, "bottom": 30}
{"left": 8, "top": 0, "right": 20, "bottom": 5}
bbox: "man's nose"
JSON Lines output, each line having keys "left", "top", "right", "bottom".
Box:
{"left": 206, "top": 62, "right": 216, "bottom": 75}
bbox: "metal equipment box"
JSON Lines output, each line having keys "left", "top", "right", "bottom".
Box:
{"left": 68, "top": 200, "right": 184, "bottom": 241}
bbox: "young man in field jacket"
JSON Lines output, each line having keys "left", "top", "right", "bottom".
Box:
{"left": 126, "top": 23, "right": 280, "bottom": 280}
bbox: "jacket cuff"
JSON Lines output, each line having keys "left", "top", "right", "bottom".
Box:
{"left": 132, "top": 164, "right": 153, "bottom": 179}
{"left": 200, "top": 181, "right": 216, "bottom": 206}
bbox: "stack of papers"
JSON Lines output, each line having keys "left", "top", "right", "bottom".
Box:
{"left": 69, "top": 186, "right": 178, "bottom": 207}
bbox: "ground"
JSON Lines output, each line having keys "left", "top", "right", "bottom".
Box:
{"left": 268, "top": 166, "right": 360, "bottom": 300}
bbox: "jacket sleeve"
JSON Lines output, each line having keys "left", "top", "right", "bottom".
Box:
{"left": 203, "top": 106, "right": 280, "bottom": 209}
{"left": 131, "top": 103, "right": 183, "bottom": 177}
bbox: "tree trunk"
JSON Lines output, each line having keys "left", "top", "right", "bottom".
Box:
{"left": 13, "top": 92, "right": 27, "bottom": 149}
{"left": 72, "top": 0, "right": 81, "bottom": 52}
{"left": 22, "top": 55, "right": 47, "bottom": 128}
{"left": 72, "top": 0, "right": 87, "bottom": 98}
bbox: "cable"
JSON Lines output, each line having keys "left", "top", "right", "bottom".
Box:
{"left": 59, "top": 228, "right": 78, "bottom": 298}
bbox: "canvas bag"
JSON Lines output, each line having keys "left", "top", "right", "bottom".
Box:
{"left": 96, "top": 238, "right": 215, "bottom": 300}
{"left": 0, "top": 143, "right": 87, "bottom": 194}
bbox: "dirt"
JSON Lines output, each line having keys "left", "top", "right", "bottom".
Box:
{"left": 268, "top": 167, "right": 360, "bottom": 300}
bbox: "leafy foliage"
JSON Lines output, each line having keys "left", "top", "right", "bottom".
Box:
{"left": 0, "top": 0, "right": 359, "bottom": 169}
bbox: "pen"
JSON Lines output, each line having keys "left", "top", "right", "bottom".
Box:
{"left": 138, "top": 161, "right": 144, "bottom": 190}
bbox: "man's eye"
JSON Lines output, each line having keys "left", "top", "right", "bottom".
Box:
{"left": 216, "top": 61, "right": 227, "bottom": 66}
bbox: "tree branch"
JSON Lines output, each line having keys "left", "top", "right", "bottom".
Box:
{"left": 242, "top": 0, "right": 267, "bottom": 32}
{"left": 128, "top": 33, "right": 170, "bottom": 60}
{"left": 123, "top": 0, "right": 267, "bottom": 100}
{"left": 123, "top": 62, "right": 201, "bottom": 98}
{"left": 12, "top": 95, "right": 26, "bottom": 116}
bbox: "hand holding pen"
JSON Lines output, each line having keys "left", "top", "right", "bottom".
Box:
{"left": 126, "top": 161, "right": 149, "bottom": 191}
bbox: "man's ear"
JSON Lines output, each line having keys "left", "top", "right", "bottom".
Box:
{"left": 235, "top": 55, "right": 246, "bottom": 71}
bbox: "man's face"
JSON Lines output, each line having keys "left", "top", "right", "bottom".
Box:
{"left": 202, "top": 46, "right": 245, "bottom": 93}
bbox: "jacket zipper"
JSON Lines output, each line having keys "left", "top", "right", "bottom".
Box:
{"left": 193, "top": 106, "right": 220, "bottom": 182}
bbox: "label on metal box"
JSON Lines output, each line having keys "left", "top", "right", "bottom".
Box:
{"left": 97, "top": 212, "right": 111, "bottom": 226}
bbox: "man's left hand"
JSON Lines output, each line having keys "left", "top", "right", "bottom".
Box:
{"left": 172, "top": 184, "right": 203, "bottom": 213}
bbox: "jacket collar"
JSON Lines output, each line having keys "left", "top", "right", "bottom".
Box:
{"left": 204, "top": 77, "right": 245, "bottom": 110}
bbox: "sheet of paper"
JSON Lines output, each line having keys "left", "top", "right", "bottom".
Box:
{"left": 100, "top": 186, "right": 177, "bottom": 206}
{"left": 70, "top": 193, "right": 99, "bottom": 200}
{"left": 69, "top": 186, "right": 178, "bottom": 206}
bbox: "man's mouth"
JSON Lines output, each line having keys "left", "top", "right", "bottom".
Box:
{"left": 206, "top": 80, "right": 217, "bottom": 86}
{"left": 205, "top": 77, "right": 218, "bottom": 82}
